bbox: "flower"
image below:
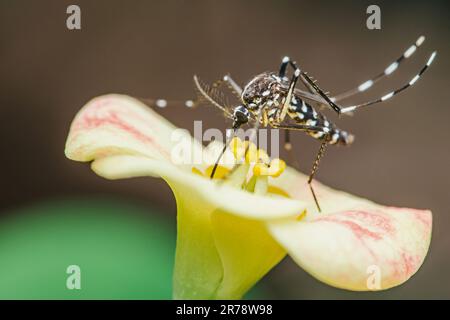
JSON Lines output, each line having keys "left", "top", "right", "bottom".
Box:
{"left": 65, "top": 94, "right": 432, "bottom": 299}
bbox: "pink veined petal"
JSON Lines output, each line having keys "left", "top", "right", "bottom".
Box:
{"left": 65, "top": 94, "right": 202, "bottom": 165}
{"left": 268, "top": 205, "right": 432, "bottom": 291}
{"left": 268, "top": 167, "right": 432, "bottom": 290}
{"left": 269, "top": 167, "right": 374, "bottom": 217}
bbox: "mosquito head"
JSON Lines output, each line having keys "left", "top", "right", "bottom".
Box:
{"left": 232, "top": 105, "right": 250, "bottom": 129}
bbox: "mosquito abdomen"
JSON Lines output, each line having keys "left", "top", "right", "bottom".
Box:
{"left": 288, "top": 97, "right": 354, "bottom": 145}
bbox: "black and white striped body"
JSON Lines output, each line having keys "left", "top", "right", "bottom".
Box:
{"left": 286, "top": 98, "right": 353, "bottom": 145}
{"left": 241, "top": 72, "right": 354, "bottom": 146}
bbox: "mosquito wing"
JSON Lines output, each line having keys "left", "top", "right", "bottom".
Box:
{"left": 293, "top": 88, "right": 329, "bottom": 106}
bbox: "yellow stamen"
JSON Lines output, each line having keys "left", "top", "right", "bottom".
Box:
{"left": 195, "top": 137, "right": 288, "bottom": 194}
{"left": 267, "top": 186, "right": 290, "bottom": 198}
{"left": 253, "top": 158, "right": 286, "bottom": 178}
{"left": 191, "top": 167, "right": 204, "bottom": 176}
{"left": 296, "top": 210, "right": 307, "bottom": 221}
{"left": 230, "top": 137, "right": 269, "bottom": 164}
{"left": 268, "top": 159, "right": 286, "bottom": 177}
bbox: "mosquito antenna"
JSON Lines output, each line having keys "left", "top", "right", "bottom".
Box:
{"left": 193, "top": 75, "right": 233, "bottom": 118}
{"left": 137, "top": 75, "right": 235, "bottom": 115}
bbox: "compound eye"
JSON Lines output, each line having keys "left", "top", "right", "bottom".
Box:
{"left": 233, "top": 105, "right": 249, "bottom": 124}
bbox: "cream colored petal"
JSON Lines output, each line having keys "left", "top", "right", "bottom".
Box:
{"left": 269, "top": 166, "right": 369, "bottom": 218}
{"left": 92, "top": 155, "right": 305, "bottom": 220}
{"left": 65, "top": 94, "right": 203, "bottom": 169}
{"left": 268, "top": 169, "right": 432, "bottom": 290}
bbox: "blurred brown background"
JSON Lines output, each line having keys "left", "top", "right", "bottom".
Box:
{"left": 1, "top": 0, "right": 449, "bottom": 298}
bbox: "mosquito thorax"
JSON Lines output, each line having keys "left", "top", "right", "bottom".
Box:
{"left": 241, "top": 72, "right": 285, "bottom": 112}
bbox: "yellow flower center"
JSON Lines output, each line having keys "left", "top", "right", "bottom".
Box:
{"left": 229, "top": 137, "right": 286, "bottom": 178}
{"left": 192, "top": 137, "right": 288, "bottom": 198}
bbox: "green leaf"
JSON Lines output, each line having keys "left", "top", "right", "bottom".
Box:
{"left": 0, "top": 198, "right": 175, "bottom": 299}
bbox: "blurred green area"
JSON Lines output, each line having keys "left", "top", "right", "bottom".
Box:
{"left": 0, "top": 199, "right": 176, "bottom": 299}
{"left": 0, "top": 198, "right": 265, "bottom": 299}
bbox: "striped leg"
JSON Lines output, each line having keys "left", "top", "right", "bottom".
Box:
{"left": 274, "top": 123, "right": 331, "bottom": 212}
{"left": 332, "top": 35, "right": 426, "bottom": 102}
{"left": 209, "top": 74, "right": 243, "bottom": 100}
{"left": 284, "top": 129, "right": 299, "bottom": 169}
{"left": 307, "top": 139, "right": 328, "bottom": 212}
{"left": 281, "top": 57, "right": 343, "bottom": 115}
{"left": 278, "top": 67, "right": 301, "bottom": 122}
{"left": 340, "top": 51, "right": 437, "bottom": 114}
{"left": 139, "top": 74, "right": 242, "bottom": 115}
{"left": 222, "top": 74, "right": 243, "bottom": 98}
{"left": 284, "top": 129, "right": 292, "bottom": 150}
{"left": 279, "top": 56, "right": 316, "bottom": 94}
{"left": 279, "top": 57, "right": 302, "bottom": 161}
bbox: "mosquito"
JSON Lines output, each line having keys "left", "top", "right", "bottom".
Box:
{"left": 144, "top": 36, "right": 437, "bottom": 212}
